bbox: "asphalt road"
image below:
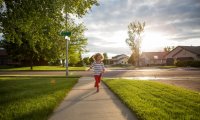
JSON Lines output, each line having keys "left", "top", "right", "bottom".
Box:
{"left": 1, "top": 68, "right": 200, "bottom": 80}
{"left": 1, "top": 68, "right": 200, "bottom": 91}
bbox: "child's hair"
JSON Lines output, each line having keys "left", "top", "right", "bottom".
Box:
{"left": 92, "top": 53, "right": 104, "bottom": 61}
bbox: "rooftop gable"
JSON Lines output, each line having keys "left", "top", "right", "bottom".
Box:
{"left": 141, "top": 52, "right": 168, "bottom": 59}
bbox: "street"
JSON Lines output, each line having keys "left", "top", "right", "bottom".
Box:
{"left": 1, "top": 68, "right": 200, "bottom": 79}
{"left": 1, "top": 68, "right": 200, "bottom": 91}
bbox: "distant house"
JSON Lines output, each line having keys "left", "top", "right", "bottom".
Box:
{"left": 165, "top": 46, "right": 200, "bottom": 65}
{"left": 112, "top": 54, "right": 129, "bottom": 65}
{"left": 0, "top": 48, "right": 22, "bottom": 65}
{"left": 140, "top": 52, "right": 168, "bottom": 66}
{"left": 0, "top": 48, "right": 11, "bottom": 65}
{"left": 0, "top": 48, "right": 48, "bottom": 66}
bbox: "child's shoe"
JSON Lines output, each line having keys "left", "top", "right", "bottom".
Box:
{"left": 96, "top": 88, "right": 99, "bottom": 92}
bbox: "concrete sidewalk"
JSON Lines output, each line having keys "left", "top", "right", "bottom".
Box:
{"left": 49, "top": 77, "right": 138, "bottom": 120}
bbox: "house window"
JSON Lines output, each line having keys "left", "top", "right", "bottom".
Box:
{"left": 154, "top": 56, "right": 158, "bottom": 59}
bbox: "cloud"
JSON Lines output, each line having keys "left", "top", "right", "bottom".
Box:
{"left": 82, "top": 0, "right": 200, "bottom": 57}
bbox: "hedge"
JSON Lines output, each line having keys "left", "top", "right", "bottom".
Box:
{"left": 175, "top": 60, "right": 200, "bottom": 67}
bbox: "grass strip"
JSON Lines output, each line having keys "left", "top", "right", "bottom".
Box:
{"left": 0, "top": 76, "right": 79, "bottom": 120}
{"left": 103, "top": 78, "right": 200, "bottom": 120}
{"left": 0, "top": 66, "right": 88, "bottom": 71}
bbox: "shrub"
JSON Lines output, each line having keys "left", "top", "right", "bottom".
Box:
{"left": 175, "top": 60, "right": 200, "bottom": 67}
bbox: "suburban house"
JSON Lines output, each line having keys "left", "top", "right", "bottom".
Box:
{"left": 0, "top": 48, "right": 22, "bottom": 66}
{"left": 140, "top": 52, "right": 168, "bottom": 66}
{"left": 0, "top": 48, "right": 48, "bottom": 66}
{"left": 165, "top": 46, "right": 200, "bottom": 65}
{"left": 111, "top": 54, "right": 129, "bottom": 65}
{"left": 0, "top": 48, "right": 8, "bottom": 65}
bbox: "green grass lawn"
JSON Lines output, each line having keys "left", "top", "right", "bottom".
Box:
{"left": 103, "top": 79, "right": 200, "bottom": 120}
{"left": 158, "top": 66, "right": 177, "bottom": 69}
{"left": 0, "top": 76, "right": 78, "bottom": 120}
{"left": 0, "top": 66, "right": 88, "bottom": 71}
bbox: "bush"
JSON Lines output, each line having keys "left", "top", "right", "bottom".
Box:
{"left": 48, "top": 60, "right": 61, "bottom": 66}
{"left": 175, "top": 60, "right": 200, "bottom": 67}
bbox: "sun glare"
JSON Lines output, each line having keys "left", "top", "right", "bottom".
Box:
{"left": 141, "top": 32, "right": 169, "bottom": 52}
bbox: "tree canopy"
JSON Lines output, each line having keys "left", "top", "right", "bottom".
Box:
{"left": 126, "top": 21, "right": 145, "bottom": 66}
{"left": 0, "top": 0, "right": 98, "bottom": 68}
{"left": 164, "top": 46, "right": 175, "bottom": 52}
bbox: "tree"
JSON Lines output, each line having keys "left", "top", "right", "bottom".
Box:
{"left": 83, "top": 57, "right": 90, "bottom": 65}
{"left": 164, "top": 46, "right": 171, "bottom": 52}
{"left": 164, "top": 46, "right": 175, "bottom": 52}
{"left": 73, "top": 52, "right": 84, "bottom": 67}
{"left": 128, "top": 53, "right": 135, "bottom": 65}
{"left": 126, "top": 21, "right": 145, "bottom": 66}
{"left": 89, "top": 56, "right": 94, "bottom": 64}
{"left": 65, "top": 20, "right": 88, "bottom": 66}
{"left": 103, "top": 52, "right": 108, "bottom": 64}
{"left": 103, "top": 53, "right": 108, "bottom": 59}
{"left": 0, "top": 0, "right": 98, "bottom": 69}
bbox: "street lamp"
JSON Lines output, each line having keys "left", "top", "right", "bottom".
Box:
{"left": 65, "top": 36, "right": 70, "bottom": 77}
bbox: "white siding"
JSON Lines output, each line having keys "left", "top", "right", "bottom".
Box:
{"left": 112, "top": 55, "right": 129, "bottom": 64}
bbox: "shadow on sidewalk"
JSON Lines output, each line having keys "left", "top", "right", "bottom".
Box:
{"left": 50, "top": 77, "right": 138, "bottom": 120}
{"left": 52, "top": 88, "right": 97, "bottom": 114}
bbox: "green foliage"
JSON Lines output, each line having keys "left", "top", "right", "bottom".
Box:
{"left": 159, "top": 66, "right": 177, "bottom": 69}
{"left": 175, "top": 60, "right": 200, "bottom": 67}
{"left": 49, "top": 60, "right": 62, "bottom": 66}
{"left": 103, "top": 52, "right": 109, "bottom": 64}
{"left": 89, "top": 55, "right": 94, "bottom": 64}
{"left": 64, "top": 0, "right": 99, "bottom": 17}
{"left": 104, "top": 79, "right": 200, "bottom": 120}
{"left": 103, "top": 52, "right": 108, "bottom": 59}
{"left": 164, "top": 46, "right": 176, "bottom": 52}
{"left": 0, "top": 76, "right": 78, "bottom": 120}
{"left": 66, "top": 20, "right": 88, "bottom": 66}
{"left": 0, "top": 0, "right": 98, "bottom": 68}
{"left": 126, "top": 21, "right": 145, "bottom": 66}
{"left": 83, "top": 57, "right": 90, "bottom": 65}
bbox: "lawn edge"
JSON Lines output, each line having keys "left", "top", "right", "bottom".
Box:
{"left": 47, "top": 77, "right": 79, "bottom": 119}
{"left": 102, "top": 79, "right": 141, "bottom": 120}
{"left": 0, "top": 70, "right": 86, "bottom": 72}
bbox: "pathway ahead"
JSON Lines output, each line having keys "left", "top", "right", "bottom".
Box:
{"left": 49, "top": 77, "right": 138, "bottom": 120}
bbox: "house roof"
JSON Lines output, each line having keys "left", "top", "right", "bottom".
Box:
{"left": 141, "top": 52, "right": 168, "bottom": 59}
{"left": 0, "top": 48, "right": 7, "bottom": 56}
{"left": 179, "top": 46, "right": 200, "bottom": 55}
{"left": 165, "top": 46, "right": 200, "bottom": 57}
{"left": 112, "top": 57, "right": 128, "bottom": 62}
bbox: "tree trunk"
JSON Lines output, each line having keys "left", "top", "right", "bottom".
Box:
{"left": 30, "top": 52, "right": 33, "bottom": 70}
{"left": 137, "top": 59, "right": 140, "bottom": 67}
{"left": 30, "top": 58, "right": 33, "bottom": 70}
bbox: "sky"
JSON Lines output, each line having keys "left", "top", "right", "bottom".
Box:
{"left": 80, "top": 0, "right": 200, "bottom": 58}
